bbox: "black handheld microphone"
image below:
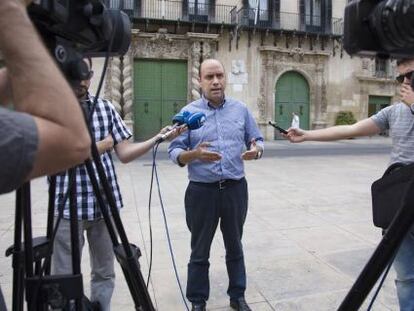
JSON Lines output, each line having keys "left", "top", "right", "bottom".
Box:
{"left": 268, "top": 121, "right": 288, "bottom": 134}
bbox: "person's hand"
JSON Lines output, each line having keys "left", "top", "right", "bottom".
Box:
{"left": 0, "top": 0, "right": 32, "bottom": 8}
{"left": 400, "top": 84, "right": 414, "bottom": 106}
{"left": 242, "top": 139, "right": 259, "bottom": 161}
{"left": 102, "top": 134, "right": 114, "bottom": 152}
{"left": 157, "top": 124, "right": 188, "bottom": 142}
{"left": 286, "top": 127, "right": 306, "bottom": 143}
{"left": 195, "top": 142, "right": 222, "bottom": 162}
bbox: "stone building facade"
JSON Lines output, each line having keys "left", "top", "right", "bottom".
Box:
{"left": 101, "top": 0, "right": 398, "bottom": 140}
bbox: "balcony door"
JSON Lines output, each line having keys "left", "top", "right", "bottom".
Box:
{"left": 183, "top": 0, "right": 215, "bottom": 22}
{"left": 242, "top": 0, "right": 271, "bottom": 27}
{"left": 300, "top": 0, "right": 332, "bottom": 34}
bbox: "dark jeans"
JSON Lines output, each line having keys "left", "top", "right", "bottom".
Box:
{"left": 184, "top": 178, "right": 248, "bottom": 304}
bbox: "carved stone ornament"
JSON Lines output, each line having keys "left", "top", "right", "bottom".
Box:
{"left": 131, "top": 33, "right": 190, "bottom": 60}
{"left": 191, "top": 41, "right": 202, "bottom": 100}
{"left": 259, "top": 48, "right": 330, "bottom": 130}
{"left": 122, "top": 53, "right": 133, "bottom": 121}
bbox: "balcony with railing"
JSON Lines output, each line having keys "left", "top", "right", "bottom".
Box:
{"left": 235, "top": 9, "right": 343, "bottom": 36}
{"left": 107, "top": 0, "right": 237, "bottom": 25}
{"left": 105, "top": 1, "right": 343, "bottom": 36}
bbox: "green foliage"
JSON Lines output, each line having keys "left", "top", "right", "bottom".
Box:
{"left": 335, "top": 111, "right": 357, "bottom": 125}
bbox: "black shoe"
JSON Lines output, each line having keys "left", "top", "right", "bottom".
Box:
{"left": 230, "top": 297, "right": 252, "bottom": 311}
{"left": 191, "top": 302, "right": 206, "bottom": 311}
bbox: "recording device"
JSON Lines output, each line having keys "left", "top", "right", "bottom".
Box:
{"left": 27, "top": 0, "right": 131, "bottom": 81}
{"left": 268, "top": 121, "right": 288, "bottom": 134}
{"left": 157, "top": 111, "right": 207, "bottom": 143}
{"left": 343, "top": 0, "right": 414, "bottom": 57}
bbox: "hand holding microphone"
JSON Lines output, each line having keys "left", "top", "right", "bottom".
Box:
{"left": 156, "top": 110, "right": 207, "bottom": 143}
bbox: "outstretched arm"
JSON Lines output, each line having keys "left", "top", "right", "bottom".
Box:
{"left": 286, "top": 118, "right": 381, "bottom": 143}
{"left": 0, "top": 0, "right": 91, "bottom": 179}
{"left": 115, "top": 126, "right": 185, "bottom": 163}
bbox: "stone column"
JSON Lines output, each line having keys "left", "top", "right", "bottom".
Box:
{"left": 122, "top": 53, "right": 133, "bottom": 121}
{"left": 110, "top": 57, "right": 122, "bottom": 114}
{"left": 191, "top": 41, "right": 201, "bottom": 101}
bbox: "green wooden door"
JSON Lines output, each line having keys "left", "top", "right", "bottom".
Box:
{"left": 134, "top": 60, "right": 187, "bottom": 141}
{"left": 368, "top": 95, "right": 390, "bottom": 117}
{"left": 275, "top": 71, "right": 310, "bottom": 139}
{"left": 368, "top": 95, "right": 391, "bottom": 136}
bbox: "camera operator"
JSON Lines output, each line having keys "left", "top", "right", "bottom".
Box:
{"left": 0, "top": 0, "right": 91, "bottom": 194}
{"left": 286, "top": 58, "right": 414, "bottom": 310}
{"left": 51, "top": 57, "right": 183, "bottom": 311}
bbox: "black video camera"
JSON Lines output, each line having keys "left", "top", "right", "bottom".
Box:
{"left": 344, "top": 0, "right": 414, "bottom": 58}
{"left": 28, "top": 0, "right": 131, "bottom": 81}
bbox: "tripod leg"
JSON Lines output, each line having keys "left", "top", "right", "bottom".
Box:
{"left": 83, "top": 148, "right": 155, "bottom": 310}
{"left": 44, "top": 176, "right": 57, "bottom": 275}
{"left": 11, "top": 188, "right": 24, "bottom": 311}
{"left": 68, "top": 168, "right": 83, "bottom": 311}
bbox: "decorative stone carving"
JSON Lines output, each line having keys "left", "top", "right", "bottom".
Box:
{"left": 259, "top": 47, "right": 330, "bottom": 134}
{"left": 131, "top": 34, "right": 189, "bottom": 59}
{"left": 122, "top": 53, "right": 133, "bottom": 121}
{"left": 203, "top": 41, "right": 212, "bottom": 59}
{"left": 258, "top": 58, "right": 267, "bottom": 122}
{"left": 110, "top": 57, "right": 122, "bottom": 114}
{"left": 321, "top": 71, "right": 327, "bottom": 113}
{"left": 191, "top": 41, "right": 202, "bottom": 100}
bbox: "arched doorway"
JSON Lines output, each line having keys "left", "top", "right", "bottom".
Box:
{"left": 274, "top": 71, "right": 310, "bottom": 139}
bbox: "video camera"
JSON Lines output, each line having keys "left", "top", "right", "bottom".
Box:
{"left": 344, "top": 0, "right": 414, "bottom": 58}
{"left": 28, "top": 0, "right": 131, "bottom": 81}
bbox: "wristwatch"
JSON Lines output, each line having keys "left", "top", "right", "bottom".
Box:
{"left": 255, "top": 148, "right": 263, "bottom": 160}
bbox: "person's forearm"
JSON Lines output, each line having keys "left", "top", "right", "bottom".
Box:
{"left": 116, "top": 136, "right": 159, "bottom": 163}
{"left": 305, "top": 125, "right": 356, "bottom": 141}
{"left": 0, "top": 69, "right": 11, "bottom": 105}
{"left": 177, "top": 149, "right": 199, "bottom": 165}
{"left": 0, "top": 2, "right": 89, "bottom": 144}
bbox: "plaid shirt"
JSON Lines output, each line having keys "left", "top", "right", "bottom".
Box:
{"left": 54, "top": 94, "right": 132, "bottom": 220}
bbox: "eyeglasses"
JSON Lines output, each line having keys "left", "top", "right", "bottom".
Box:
{"left": 396, "top": 71, "right": 414, "bottom": 83}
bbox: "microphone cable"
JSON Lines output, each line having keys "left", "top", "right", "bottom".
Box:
{"left": 145, "top": 140, "right": 190, "bottom": 311}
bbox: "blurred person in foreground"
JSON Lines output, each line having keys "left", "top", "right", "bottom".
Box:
{"left": 0, "top": 0, "right": 91, "bottom": 195}
{"left": 286, "top": 58, "right": 414, "bottom": 311}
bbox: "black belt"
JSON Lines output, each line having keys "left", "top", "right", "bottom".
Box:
{"left": 190, "top": 177, "right": 245, "bottom": 190}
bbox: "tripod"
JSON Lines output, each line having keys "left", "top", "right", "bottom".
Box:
{"left": 7, "top": 104, "right": 156, "bottom": 311}
{"left": 338, "top": 171, "right": 414, "bottom": 310}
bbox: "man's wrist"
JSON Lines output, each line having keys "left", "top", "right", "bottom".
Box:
{"left": 254, "top": 147, "right": 263, "bottom": 160}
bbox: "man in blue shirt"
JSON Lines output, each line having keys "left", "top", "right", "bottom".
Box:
{"left": 169, "top": 59, "right": 264, "bottom": 311}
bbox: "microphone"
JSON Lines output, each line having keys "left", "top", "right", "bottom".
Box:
{"left": 156, "top": 111, "right": 206, "bottom": 143}
{"left": 186, "top": 112, "right": 206, "bottom": 130}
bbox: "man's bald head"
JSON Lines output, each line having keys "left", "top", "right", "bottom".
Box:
{"left": 199, "top": 59, "right": 225, "bottom": 78}
{"left": 198, "top": 59, "right": 227, "bottom": 107}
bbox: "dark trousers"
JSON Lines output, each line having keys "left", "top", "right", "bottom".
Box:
{"left": 184, "top": 178, "right": 248, "bottom": 304}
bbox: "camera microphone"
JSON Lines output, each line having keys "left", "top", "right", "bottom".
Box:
{"left": 156, "top": 111, "right": 206, "bottom": 143}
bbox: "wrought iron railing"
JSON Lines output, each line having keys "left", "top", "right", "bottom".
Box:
{"left": 236, "top": 9, "right": 343, "bottom": 36}
{"left": 105, "top": 1, "right": 343, "bottom": 35}
{"left": 107, "top": 0, "right": 236, "bottom": 24}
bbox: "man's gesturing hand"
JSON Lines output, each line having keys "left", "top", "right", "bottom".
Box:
{"left": 242, "top": 139, "right": 260, "bottom": 161}
{"left": 195, "top": 142, "right": 222, "bottom": 162}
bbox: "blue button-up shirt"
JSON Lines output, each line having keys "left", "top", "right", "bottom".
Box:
{"left": 168, "top": 96, "right": 264, "bottom": 182}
